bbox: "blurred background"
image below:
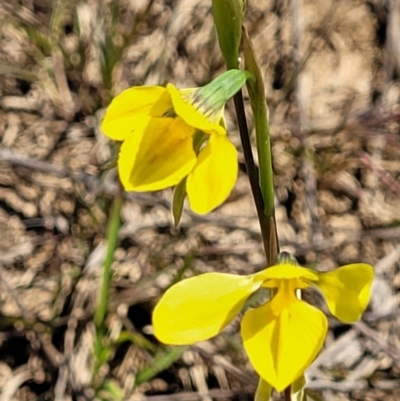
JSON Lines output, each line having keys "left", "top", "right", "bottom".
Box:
{"left": 0, "top": 0, "right": 399, "bottom": 400}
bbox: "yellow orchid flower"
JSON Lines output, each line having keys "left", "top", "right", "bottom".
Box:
{"left": 152, "top": 253, "right": 374, "bottom": 392}
{"left": 101, "top": 70, "right": 251, "bottom": 215}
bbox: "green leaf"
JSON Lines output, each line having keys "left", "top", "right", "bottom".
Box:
{"left": 172, "top": 178, "right": 187, "bottom": 226}
{"left": 116, "top": 330, "right": 157, "bottom": 353}
{"left": 101, "top": 379, "right": 124, "bottom": 401}
{"left": 135, "top": 346, "right": 185, "bottom": 385}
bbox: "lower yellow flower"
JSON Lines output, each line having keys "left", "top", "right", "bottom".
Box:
{"left": 101, "top": 70, "right": 250, "bottom": 214}
{"left": 152, "top": 255, "right": 374, "bottom": 392}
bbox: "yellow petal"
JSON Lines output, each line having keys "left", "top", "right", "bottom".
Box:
{"left": 118, "top": 117, "right": 196, "bottom": 191}
{"left": 186, "top": 134, "right": 238, "bottom": 214}
{"left": 315, "top": 263, "right": 374, "bottom": 323}
{"left": 260, "top": 264, "right": 319, "bottom": 289}
{"left": 241, "top": 299, "right": 328, "bottom": 392}
{"left": 153, "top": 272, "right": 265, "bottom": 345}
{"left": 167, "top": 84, "right": 226, "bottom": 136}
{"left": 102, "top": 86, "right": 171, "bottom": 141}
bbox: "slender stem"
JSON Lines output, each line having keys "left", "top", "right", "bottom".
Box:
{"left": 284, "top": 387, "right": 291, "bottom": 401}
{"left": 248, "top": 90, "right": 279, "bottom": 267}
{"left": 252, "top": 89, "right": 275, "bottom": 220}
{"left": 242, "top": 27, "right": 279, "bottom": 267}
{"left": 240, "top": 26, "right": 284, "bottom": 400}
{"left": 212, "top": 6, "right": 283, "bottom": 399}
{"left": 254, "top": 379, "right": 272, "bottom": 401}
{"left": 92, "top": 189, "right": 123, "bottom": 389}
{"left": 94, "top": 189, "right": 123, "bottom": 332}
{"left": 233, "top": 91, "right": 271, "bottom": 257}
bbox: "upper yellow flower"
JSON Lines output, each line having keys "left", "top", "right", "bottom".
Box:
{"left": 101, "top": 70, "right": 250, "bottom": 214}
{"left": 152, "top": 254, "right": 374, "bottom": 392}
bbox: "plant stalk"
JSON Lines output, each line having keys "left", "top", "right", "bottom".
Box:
{"left": 94, "top": 189, "right": 123, "bottom": 342}
{"left": 233, "top": 91, "right": 273, "bottom": 258}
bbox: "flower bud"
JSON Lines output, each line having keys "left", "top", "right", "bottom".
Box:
{"left": 212, "top": 0, "right": 245, "bottom": 69}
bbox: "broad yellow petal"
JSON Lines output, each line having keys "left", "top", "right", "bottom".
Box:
{"left": 241, "top": 299, "right": 328, "bottom": 392}
{"left": 186, "top": 134, "right": 238, "bottom": 214}
{"left": 315, "top": 263, "right": 374, "bottom": 323}
{"left": 102, "top": 86, "right": 171, "bottom": 141}
{"left": 153, "top": 272, "right": 264, "bottom": 345}
{"left": 118, "top": 117, "right": 196, "bottom": 191}
{"left": 167, "top": 84, "right": 225, "bottom": 136}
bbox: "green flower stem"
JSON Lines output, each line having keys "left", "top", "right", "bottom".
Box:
{"left": 242, "top": 28, "right": 279, "bottom": 267}
{"left": 233, "top": 91, "right": 272, "bottom": 258}
{"left": 92, "top": 188, "right": 123, "bottom": 389}
{"left": 241, "top": 28, "right": 284, "bottom": 400}
{"left": 254, "top": 379, "right": 272, "bottom": 401}
{"left": 212, "top": 0, "right": 277, "bottom": 262}
{"left": 94, "top": 188, "right": 123, "bottom": 342}
{"left": 213, "top": 7, "right": 284, "bottom": 398}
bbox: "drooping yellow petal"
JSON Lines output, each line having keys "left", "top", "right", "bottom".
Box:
{"left": 118, "top": 117, "right": 196, "bottom": 191}
{"left": 167, "top": 84, "right": 226, "bottom": 136}
{"left": 153, "top": 272, "right": 265, "bottom": 345}
{"left": 315, "top": 263, "right": 374, "bottom": 323}
{"left": 241, "top": 298, "right": 328, "bottom": 392}
{"left": 186, "top": 134, "right": 238, "bottom": 214}
{"left": 102, "top": 86, "right": 172, "bottom": 141}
